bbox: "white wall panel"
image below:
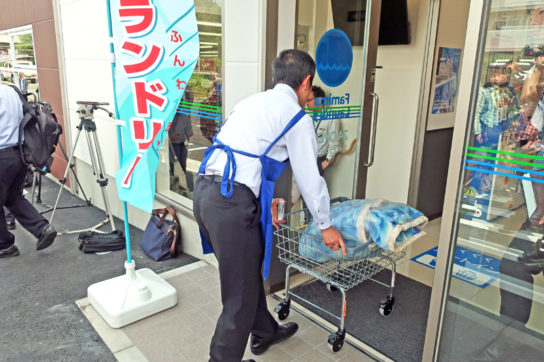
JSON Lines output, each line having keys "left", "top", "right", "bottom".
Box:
{"left": 224, "top": 62, "right": 261, "bottom": 115}
{"left": 224, "top": 0, "right": 262, "bottom": 63}
{"left": 223, "top": 0, "right": 266, "bottom": 113}
{"left": 277, "top": 0, "right": 296, "bottom": 52}
{"left": 59, "top": 0, "right": 110, "bottom": 61}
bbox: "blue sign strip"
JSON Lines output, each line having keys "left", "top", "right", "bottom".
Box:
{"left": 411, "top": 246, "right": 501, "bottom": 288}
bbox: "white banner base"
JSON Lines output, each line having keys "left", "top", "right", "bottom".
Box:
{"left": 88, "top": 260, "right": 177, "bottom": 328}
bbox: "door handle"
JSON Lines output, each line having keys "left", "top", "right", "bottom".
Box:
{"left": 364, "top": 92, "right": 379, "bottom": 167}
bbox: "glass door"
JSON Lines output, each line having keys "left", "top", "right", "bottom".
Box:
{"left": 292, "top": 0, "right": 381, "bottom": 206}
{"left": 432, "top": 0, "right": 544, "bottom": 359}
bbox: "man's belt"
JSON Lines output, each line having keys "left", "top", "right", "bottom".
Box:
{"left": 0, "top": 146, "right": 18, "bottom": 153}
{"left": 199, "top": 174, "right": 245, "bottom": 188}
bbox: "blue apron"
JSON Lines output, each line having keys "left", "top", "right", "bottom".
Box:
{"left": 198, "top": 109, "right": 306, "bottom": 279}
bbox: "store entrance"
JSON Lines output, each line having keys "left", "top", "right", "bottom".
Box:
{"left": 281, "top": 0, "right": 453, "bottom": 360}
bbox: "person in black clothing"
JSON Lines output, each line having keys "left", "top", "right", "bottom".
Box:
{"left": 0, "top": 83, "right": 57, "bottom": 258}
{"left": 3, "top": 206, "right": 15, "bottom": 230}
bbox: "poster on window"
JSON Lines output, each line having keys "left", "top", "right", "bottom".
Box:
{"left": 109, "top": 0, "right": 199, "bottom": 212}
{"left": 432, "top": 47, "right": 461, "bottom": 114}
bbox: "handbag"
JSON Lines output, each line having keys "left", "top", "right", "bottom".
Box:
{"left": 140, "top": 206, "right": 181, "bottom": 261}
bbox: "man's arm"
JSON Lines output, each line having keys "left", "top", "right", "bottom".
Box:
{"left": 284, "top": 115, "right": 345, "bottom": 255}
{"left": 285, "top": 115, "right": 330, "bottom": 228}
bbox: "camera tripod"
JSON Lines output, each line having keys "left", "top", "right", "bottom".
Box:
{"left": 49, "top": 101, "right": 116, "bottom": 235}
{"left": 31, "top": 139, "right": 91, "bottom": 214}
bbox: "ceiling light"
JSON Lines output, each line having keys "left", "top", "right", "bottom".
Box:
{"left": 199, "top": 32, "right": 222, "bottom": 37}
{"left": 197, "top": 21, "right": 222, "bottom": 27}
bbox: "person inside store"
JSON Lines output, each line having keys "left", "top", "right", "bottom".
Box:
{"left": 0, "top": 83, "right": 57, "bottom": 258}
{"left": 291, "top": 85, "right": 339, "bottom": 206}
{"left": 193, "top": 49, "right": 346, "bottom": 361}
{"left": 17, "top": 72, "right": 28, "bottom": 94}
{"left": 169, "top": 88, "right": 194, "bottom": 176}
{"left": 308, "top": 85, "right": 339, "bottom": 176}
{"left": 466, "top": 63, "right": 519, "bottom": 218}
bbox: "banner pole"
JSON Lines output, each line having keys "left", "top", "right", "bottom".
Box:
{"left": 106, "top": 0, "right": 132, "bottom": 264}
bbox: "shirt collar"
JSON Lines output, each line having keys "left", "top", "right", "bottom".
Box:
{"left": 273, "top": 83, "right": 299, "bottom": 105}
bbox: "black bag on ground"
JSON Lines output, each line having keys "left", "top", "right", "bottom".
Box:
{"left": 10, "top": 86, "right": 62, "bottom": 171}
{"left": 78, "top": 230, "right": 125, "bottom": 253}
{"left": 140, "top": 206, "right": 181, "bottom": 261}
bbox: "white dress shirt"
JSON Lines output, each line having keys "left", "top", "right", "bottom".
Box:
{"left": 204, "top": 83, "right": 331, "bottom": 230}
{"left": 0, "top": 84, "right": 23, "bottom": 149}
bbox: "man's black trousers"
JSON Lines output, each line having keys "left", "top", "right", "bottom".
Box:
{"left": 172, "top": 142, "right": 188, "bottom": 172}
{"left": 499, "top": 221, "right": 543, "bottom": 324}
{"left": 193, "top": 176, "right": 279, "bottom": 362}
{"left": 0, "top": 148, "right": 48, "bottom": 249}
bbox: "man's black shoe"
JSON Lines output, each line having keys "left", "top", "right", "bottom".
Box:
{"left": 7, "top": 221, "right": 16, "bottom": 230}
{"left": 0, "top": 245, "right": 20, "bottom": 258}
{"left": 37, "top": 225, "right": 57, "bottom": 251}
{"left": 251, "top": 322, "right": 298, "bottom": 355}
{"left": 518, "top": 238, "right": 544, "bottom": 267}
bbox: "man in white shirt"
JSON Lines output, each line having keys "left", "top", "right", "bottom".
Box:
{"left": 193, "top": 49, "right": 345, "bottom": 361}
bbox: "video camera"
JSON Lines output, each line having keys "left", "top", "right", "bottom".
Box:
{"left": 76, "top": 101, "right": 113, "bottom": 120}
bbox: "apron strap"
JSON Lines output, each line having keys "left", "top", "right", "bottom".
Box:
{"left": 198, "top": 137, "right": 259, "bottom": 198}
{"left": 261, "top": 109, "right": 306, "bottom": 157}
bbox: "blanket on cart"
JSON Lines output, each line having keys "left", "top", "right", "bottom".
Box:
{"left": 298, "top": 199, "right": 428, "bottom": 262}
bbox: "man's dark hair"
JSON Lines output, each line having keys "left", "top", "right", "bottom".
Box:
{"left": 311, "top": 85, "right": 326, "bottom": 98}
{"left": 272, "top": 49, "right": 315, "bottom": 89}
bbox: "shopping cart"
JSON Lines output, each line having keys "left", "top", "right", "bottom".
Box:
{"left": 273, "top": 207, "right": 406, "bottom": 353}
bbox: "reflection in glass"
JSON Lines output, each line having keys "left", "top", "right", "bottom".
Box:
{"left": 0, "top": 30, "right": 39, "bottom": 95}
{"left": 291, "top": 0, "right": 363, "bottom": 209}
{"left": 157, "top": 0, "right": 223, "bottom": 202}
{"left": 440, "top": 2, "right": 544, "bottom": 360}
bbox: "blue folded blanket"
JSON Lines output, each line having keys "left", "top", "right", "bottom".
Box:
{"left": 298, "top": 199, "right": 428, "bottom": 262}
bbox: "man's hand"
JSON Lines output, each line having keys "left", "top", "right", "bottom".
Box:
{"left": 321, "top": 160, "right": 330, "bottom": 170}
{"left": 321, "top": 226, "right": 346, "bottom": 256}
{"left": 271, "top": 198, "right": 287, "bottom": 229}
{"left": 521, "top": 139, "right": 542, "bottom": 155}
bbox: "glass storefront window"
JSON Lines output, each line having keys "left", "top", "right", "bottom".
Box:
{"left": 439, "top": 1, "right": 544, "bottom": 360}
{"left": 156, "top": 0, "right": 223, "bottom": 205}
{"left": 0, "top": 27, "right": 39, "bottom": 95}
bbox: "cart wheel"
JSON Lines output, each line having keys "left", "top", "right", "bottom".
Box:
{"left": 379, "top": 296, "right": 394, "bottom": 316}
{"left": 274, "top": 300, "right": 290, "bottom": 321}
{"left": 327, "top": 331, "right": 345, "bottom": 353}
{"left": 326, "top": 284, "right": 338, "bottom": 292}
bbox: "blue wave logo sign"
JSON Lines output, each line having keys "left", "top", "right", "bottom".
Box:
{"left": 315, "top": 29, "right": 353, "bottom": 87}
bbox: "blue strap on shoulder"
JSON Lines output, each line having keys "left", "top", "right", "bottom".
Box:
{"left": 261, "top": 109, "right": 306, "bottom": 158}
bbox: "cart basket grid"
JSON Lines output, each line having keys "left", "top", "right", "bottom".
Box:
{"left": 274, "top": 209, "right": 406, "bottom": 290}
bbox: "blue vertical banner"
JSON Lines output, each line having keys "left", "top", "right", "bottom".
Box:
{"left": 109, "top": 0, "right": 199, "bottom": 212}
